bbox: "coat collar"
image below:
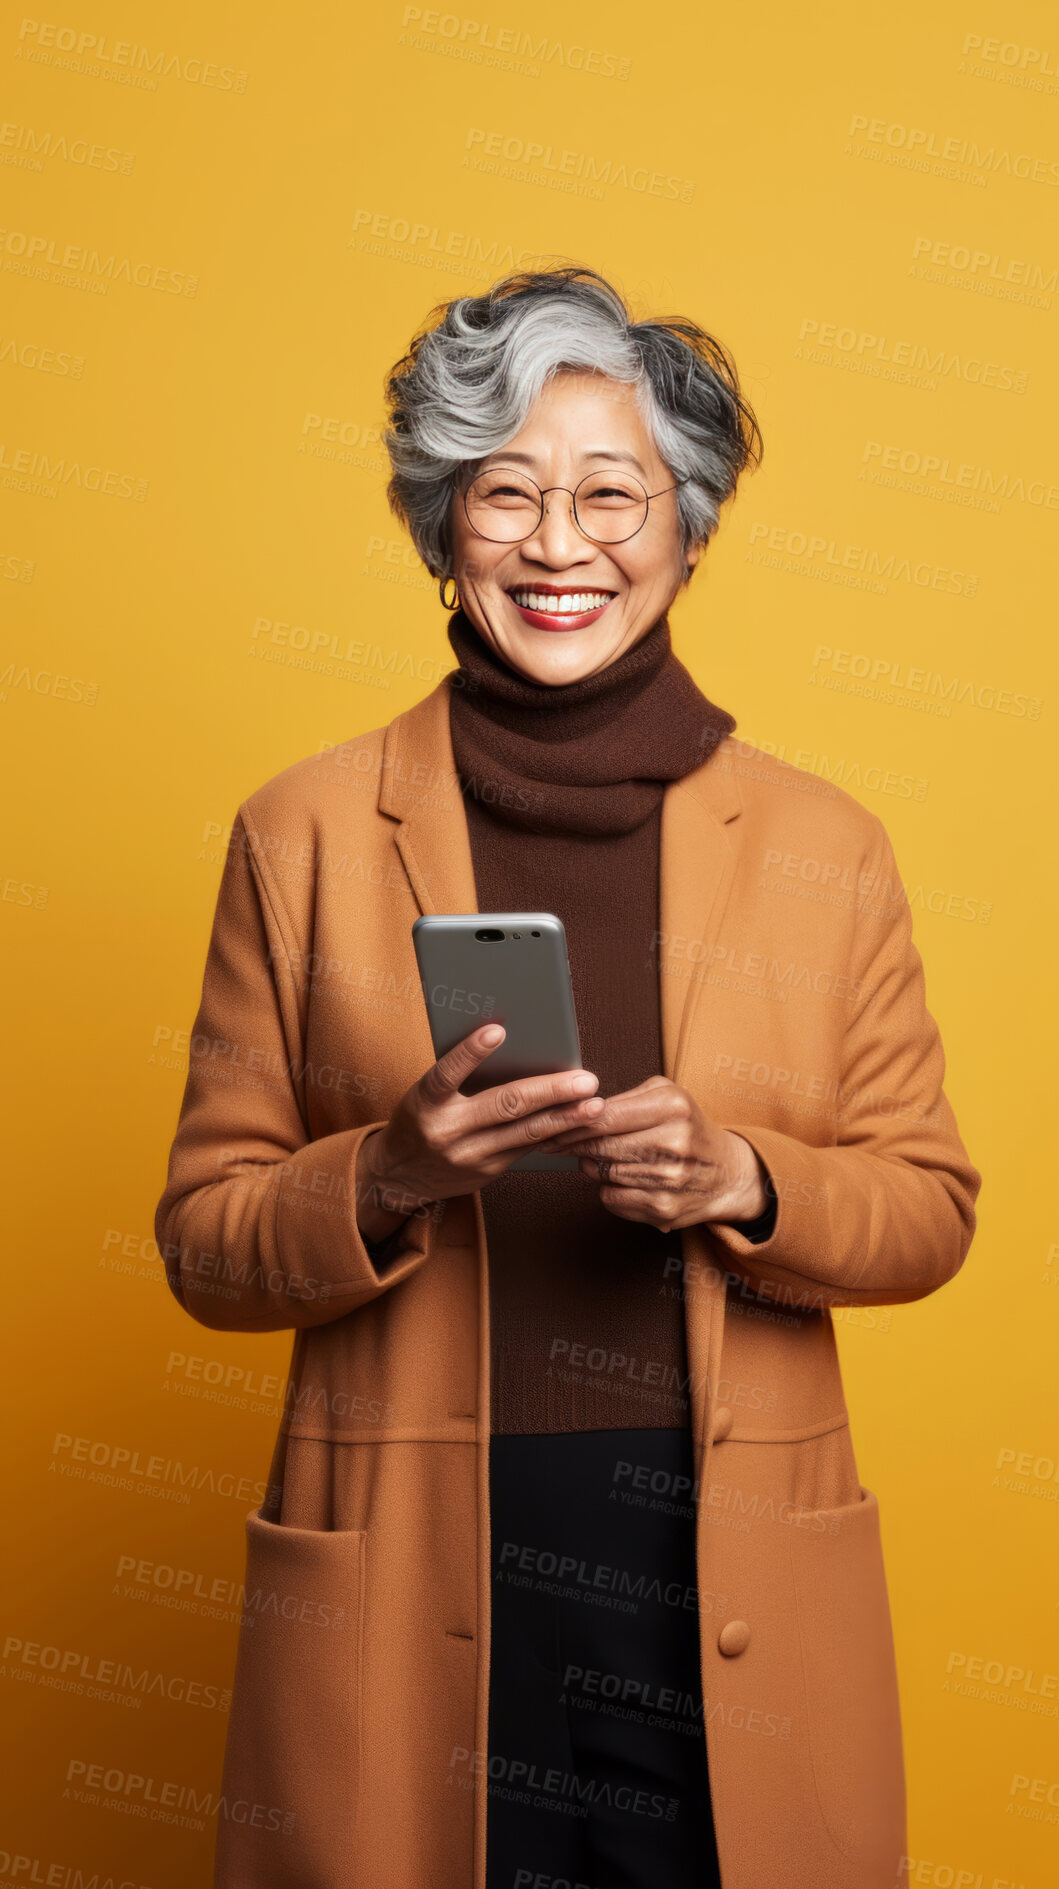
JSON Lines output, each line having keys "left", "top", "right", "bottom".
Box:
{"left": 378, "top": 674, "right": 743, "bottom": 1087}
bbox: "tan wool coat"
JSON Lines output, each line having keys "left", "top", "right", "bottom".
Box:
{"left": 155, "top": 670, "right": 981, "bottom": 1889}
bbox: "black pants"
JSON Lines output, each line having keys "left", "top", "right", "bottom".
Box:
{"left": 486, "top": 1427, "right": 722, "bottom": 1889}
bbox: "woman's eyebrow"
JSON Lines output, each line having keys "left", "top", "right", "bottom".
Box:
{"left": 481, "top": 447, "right": 648, "bottom": 474}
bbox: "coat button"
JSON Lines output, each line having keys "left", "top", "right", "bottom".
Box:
{"left": 718, "top": 1619, "right": 751, "bottom": 1657}
{"left": 711, "top": 1405, "right": 734, "bottom": 1442}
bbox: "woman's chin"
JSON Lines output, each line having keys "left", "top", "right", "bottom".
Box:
{"left": 475, "top": 598, "right": 633, "bottom": 683}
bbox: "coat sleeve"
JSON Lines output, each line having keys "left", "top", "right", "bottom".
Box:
{"left": 709, "top": 818, "right": 982, "bottom": 1310}
{"left": 153, "top": 806, "right": 435, "bottom": 1333}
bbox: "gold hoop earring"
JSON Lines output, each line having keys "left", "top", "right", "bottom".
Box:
{"left": 439, "top": 575, "right": 459, "bottom": 611}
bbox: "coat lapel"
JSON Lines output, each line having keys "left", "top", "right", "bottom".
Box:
{"left": 378, "top": 675, "right": 479, "bottom": 918}
{"left": 378, "top": 674, "right": 745, "bottom": 1082}
{"left": 657, "top": 748, "right": 743, "bottom": 1084}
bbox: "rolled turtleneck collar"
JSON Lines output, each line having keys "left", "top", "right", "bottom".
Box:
{"left": 445, "top": 604, "right": 736, "bottom": 838}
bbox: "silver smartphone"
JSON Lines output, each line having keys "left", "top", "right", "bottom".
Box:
{"left": 411, "top": 912, "right": 584, "bottom": 1171}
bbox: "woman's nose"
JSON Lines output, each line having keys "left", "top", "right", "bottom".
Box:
{"left": 525, "top": 490, "right": 593, "bottom": 561}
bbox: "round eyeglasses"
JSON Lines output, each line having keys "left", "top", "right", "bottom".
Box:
{"left": 455, "top": 466, "right": 689, "bottom": 546}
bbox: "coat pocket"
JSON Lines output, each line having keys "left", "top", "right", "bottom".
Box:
{"left": 214, "top": 1509, "right": 366, "bottom": 1889}
{"left": 787, "top": 1485, "right": 905, "bottom": 1863}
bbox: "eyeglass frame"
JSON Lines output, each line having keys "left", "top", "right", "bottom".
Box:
{"left": 451, "top": 464, "right": 691, "bottom": 547}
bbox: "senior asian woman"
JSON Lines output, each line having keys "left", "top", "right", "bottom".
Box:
{"left": 154, "top": 264, "right": 981, "bottom": 1889}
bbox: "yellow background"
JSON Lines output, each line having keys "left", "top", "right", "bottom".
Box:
{"left": 2, "top": 0, "right": 1055, "bottom": 1880}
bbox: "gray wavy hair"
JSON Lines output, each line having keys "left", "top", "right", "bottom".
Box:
{"left": 382, "top": 263, "right": 763, "bottom": 588}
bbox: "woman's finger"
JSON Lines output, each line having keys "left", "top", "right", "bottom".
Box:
{"left": 558, "top": 1132, "right": 681, "bottom": 1164}
{"left": 419, "top": 1022, "right": 509, "bottom": 1102}
{"left": 457, "top": 1093, "right": 607, "bottom": 1164}
{"left": 542, "top": 1086, "right": 681, "bottom": 1148}
{"left": 594, "top": 1183, "right": 672, "bottom": 1226}
{"left": 598, "top": 1179, "right": 702, "bottom": 1231}
{"left": 581, "top": 1156, "right": 691, "bottom": 1191}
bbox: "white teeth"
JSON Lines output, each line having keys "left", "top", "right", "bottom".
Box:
{"left": 511, "top": 591, "right": 612, "bottom": 615}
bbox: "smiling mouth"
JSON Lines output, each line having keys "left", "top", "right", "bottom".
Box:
{"left": 506, "top": 586, "right": 617, "bottom": 619}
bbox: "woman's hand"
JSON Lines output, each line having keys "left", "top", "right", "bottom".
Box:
{"left": 540, "top": 1074, "right": 771, "bottom": 1234}
{"left": 355, "top": 1023, "right": 606, "bottom": 1245}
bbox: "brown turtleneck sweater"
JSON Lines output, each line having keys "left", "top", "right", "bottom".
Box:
{"left": 445, "top": 605, "right": 774, "bottom": 1437}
